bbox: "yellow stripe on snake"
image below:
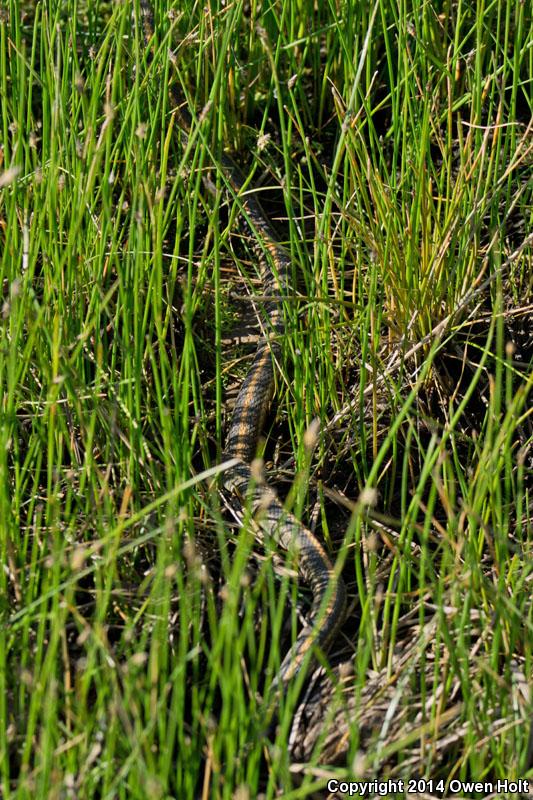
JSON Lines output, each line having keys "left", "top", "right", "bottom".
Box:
{"left": 140, "top": 0, "right": 346, "bottom": 695}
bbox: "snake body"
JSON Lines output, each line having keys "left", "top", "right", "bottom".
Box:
{"left": 140, "top": 0, "right": 346, "bottom": 691}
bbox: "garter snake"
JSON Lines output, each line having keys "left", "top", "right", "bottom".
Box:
{"left": 139, "top": 0, "right": 346, "bottom": 693}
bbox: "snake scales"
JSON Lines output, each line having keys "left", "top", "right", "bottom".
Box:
{"left": 140, "top": 0, "right": 346, "bottom": 694}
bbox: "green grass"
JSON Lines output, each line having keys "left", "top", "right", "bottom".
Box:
{"left": 1, "top": 0, "right": 532, "bottom": 797}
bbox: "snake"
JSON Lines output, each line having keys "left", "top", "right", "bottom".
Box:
{"left": 139, "top": 0, "right": 346, "bottom": 695}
